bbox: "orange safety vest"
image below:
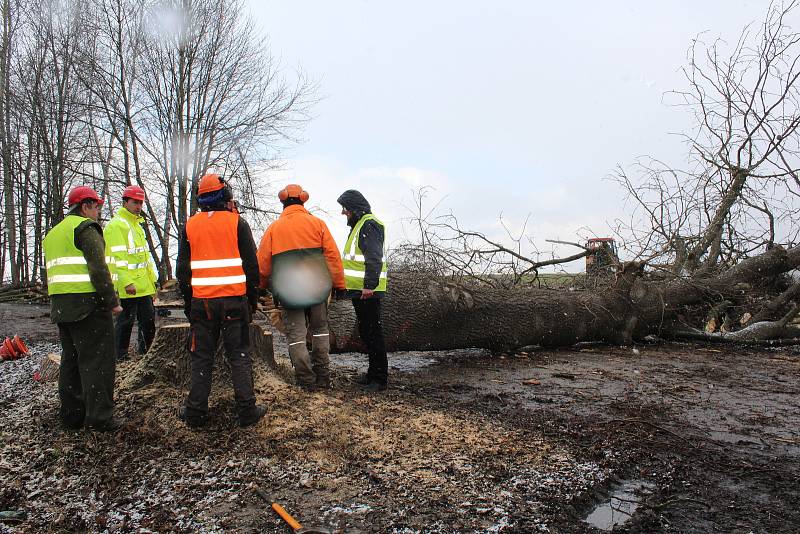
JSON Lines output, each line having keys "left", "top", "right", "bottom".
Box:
{"left": 185, "top": 210, "right": 246, "bottom": 298}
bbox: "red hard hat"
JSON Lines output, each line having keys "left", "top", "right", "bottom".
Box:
{"left": 198, "top": 173, "right": 225, "bottom": 196}
{"left": 122, "top": 185, "right": 146, "bottom": 201}
{"left": 278, "top": 184, "right": 309, "bottom": 203}
{"left": 67, "top": 186, "right": 104, "bottom": 207}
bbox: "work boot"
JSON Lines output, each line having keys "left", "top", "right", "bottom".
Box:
{"left": 314, "top": 368, "right": 332, "bottom": 390}
{"left": 239, "top": 405, "right": 267, "bottom": 428}
{"left": 61, "top": 421, "right": 83, "bottom": 432}
{"left": 315, "top": 375, "right": 332, "bottom": 390}
{"left": 179, "top": 406, "right": 208, "bottom": 429}
{"left": 354, "top": 372, "right": 372, "bottom": 386}
{"left": 88, "top": 416, "right": 125, "bottom": 433}
{"left": 362, "top": 381, "right": 387, "bottom": 393}
{"left": 296, "top": 375, "right": 317, "bottom": 392}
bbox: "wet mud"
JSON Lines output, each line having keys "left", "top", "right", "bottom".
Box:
{"left": 1, "top": 303, "right": 799, "bottom": 532}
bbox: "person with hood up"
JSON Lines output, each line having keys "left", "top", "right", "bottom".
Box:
{"left": 336, "top": 190, "right": 389, "bottom": 392}
{"left": 257, "top": 184, "right": 345, "bottom": 391}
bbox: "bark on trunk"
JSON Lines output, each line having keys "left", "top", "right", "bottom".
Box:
{"left": 123, "top": 321, "right": 275, "bottom": 389}
{"left": 328, "top": 246, "right": 800, "bottom": 353}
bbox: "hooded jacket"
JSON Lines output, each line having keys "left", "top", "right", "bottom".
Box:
{"left": 337, "top": 190, "right": 385, "bottom": 297}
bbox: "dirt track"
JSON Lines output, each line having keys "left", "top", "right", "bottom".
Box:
{"left": 1, "top": 302, "right": 799, "bottom": 532}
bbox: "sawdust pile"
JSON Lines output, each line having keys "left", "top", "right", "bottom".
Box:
{"left": 0, "top": 346, "right": 609, "bottom": 532}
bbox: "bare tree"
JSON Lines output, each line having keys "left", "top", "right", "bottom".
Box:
{"left": 135, "top": 0, "right": 313, "bottom": 277}
{"left": 0, "top": 0, "right": 18, "bottom": 284}
{"left": 615, "top": 1, "right": 800, "bottom": 274}
{"left": 392, "top": 188, "right": 593, "bottom": 289}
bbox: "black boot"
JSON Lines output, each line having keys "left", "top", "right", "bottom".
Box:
{"left": 362, "top": 380, "right": 387, "bottom": 392}
{"left": 239, "top": 405, "right": 267, "bottom": 427}
{"left": 354, "top": 372, "right": 372, "bottom": 385}
{"left": 179, "top": 406, "right": 208, "bottom": 429}
{"left": 88, "top": 416, "right": 126, "bottom": 432}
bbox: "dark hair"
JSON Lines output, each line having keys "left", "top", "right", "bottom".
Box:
{"left": 69, "top": 198, "right": 99, "bottom": 215}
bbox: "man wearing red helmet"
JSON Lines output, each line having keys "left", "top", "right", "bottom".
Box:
{"left": 43, "top": 185, "right": 124, "bottom": 432}
{"left": 104, "top": 184, "right": 158, "bottom": 361}
{"left": 175, "top": 173, "right": 267, "bottom": 428}
{"left": 257, "top": 184, "right": 345, "bottom": 391}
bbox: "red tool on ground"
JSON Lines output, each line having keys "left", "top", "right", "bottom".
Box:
{"left": 271, "top": 502, "right": 331, "bottom": 534}
{"left": 0, "top": 335, "right": 29, "bottom": 361}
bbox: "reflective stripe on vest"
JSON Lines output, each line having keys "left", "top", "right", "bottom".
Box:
{"left": 105, "top": 209, "right": 155, "bottom": 297}
{"left": 43, "top": 215, "right": 98, "bottom": 294}
{"left": 342, "top": 214, "right": 388, "bottom": 291}
{"left": 185, "top": 210, "right": 247, "bottom": 298}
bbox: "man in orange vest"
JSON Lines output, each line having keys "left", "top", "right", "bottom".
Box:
{"left": 176, "top": 174, "right": 266, "bottom": 428}
{"left": 257, "top": 184, "right": 345, "bottom": 390}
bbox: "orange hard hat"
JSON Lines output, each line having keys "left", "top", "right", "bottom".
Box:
{"left": 198, "top": 173, "right": 225, "bottom": 196}
{"left": 67, "top": 186, "right": 103, "bottom": 207}
{"left": 122, "top": 185, "right": 146, "bottom": 201}
{"left": 278, "top": 184, "right": 309, "bottom": 203}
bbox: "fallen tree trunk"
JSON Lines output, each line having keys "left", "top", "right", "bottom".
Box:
{"left": 328, "top": 246, "right": 800, "bottom": 352}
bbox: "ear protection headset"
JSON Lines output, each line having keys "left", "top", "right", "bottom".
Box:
{"left": 197, "top": 173, "right": 233, "bottom": 203}
{"left": 278, "top": 184, "right": 309, "bottom": 203}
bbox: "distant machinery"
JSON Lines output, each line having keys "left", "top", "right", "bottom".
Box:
{"left": 585, "top": 237, "right": 618, "bottom": 275}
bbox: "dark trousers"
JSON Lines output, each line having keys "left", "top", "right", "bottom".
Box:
{"left": 114, "top": 296, "right": 156, "bottom": 359}
{"left": 352, "top": 298, "right": 388, "bottom": 384}
{"left": 185, "top": 296, "right": 257, "bottom": 420}
{"left": 58, "top": 307, "right": 116, "bottom": 428}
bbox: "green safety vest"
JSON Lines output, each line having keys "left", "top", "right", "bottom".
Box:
{"left": 104, "top": 208, "right": 157, "bottom": 298}
{"left": 43, "top": 215, "right": 116, "bottom": 295}
{"left": 342, "top": 214, "right": 388, "bottom": 291}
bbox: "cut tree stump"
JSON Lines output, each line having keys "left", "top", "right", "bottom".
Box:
{"left": 33, "top": 353, "right": 61, "bottom": 382}
{"left": 123, "top": 321, "right": 275, "bottom": 390}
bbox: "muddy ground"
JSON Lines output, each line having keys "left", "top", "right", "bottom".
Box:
{"left": 0, "top": 301, "right": 799, "bottom": 533}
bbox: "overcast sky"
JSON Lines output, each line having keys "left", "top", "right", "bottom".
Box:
{"left": 247, "top": 1, "right": 770, "bottom": 270}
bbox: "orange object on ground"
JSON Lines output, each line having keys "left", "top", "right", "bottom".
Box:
{"left": 0, "top": 337, "right": 16, "bottom": 360}
{"left": 1, "top": 335, "right": 30, "bottom": 361}
{"left": 12, "top": 335, "right": 28, "bottom": 355}
{"left": 272, "top": 503, "right": 302, "bottom": 530}
{"left": 270, "top": 502, "right": 331, "bottom": 534}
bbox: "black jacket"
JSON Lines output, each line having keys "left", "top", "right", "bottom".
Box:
{"left": 176, "top": 211, "right": 260, "bottom": 311}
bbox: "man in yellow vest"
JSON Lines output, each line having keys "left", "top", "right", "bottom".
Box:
{"left": 43, "top": 186, "right": 124, "bottom": 431}
{"left": 175, "top": 174, "right": 267, "bottom": 428}
{"left": 336, "top": 190, "right": 389, "bottom": 392}
{"left": 104, "top": 185, "right": 158, "bottom": 360}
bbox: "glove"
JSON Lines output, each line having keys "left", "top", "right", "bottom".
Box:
{"left": 333, "top": 288, "right": 348, "bottom": 300}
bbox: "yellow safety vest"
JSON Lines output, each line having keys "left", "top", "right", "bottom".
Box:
{"left": 43, "top": 215, "right": 116, "bottom": 295}
{"left": 104, "top": 208, "right": 156, "bottom": 298}
{"left": 342, "top": 214, "right": 388, "bottom": 291}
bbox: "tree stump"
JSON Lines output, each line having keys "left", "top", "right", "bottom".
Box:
{"left": 33, "top": 353, "right": 61, "bottom": 382}
{"left": 123, "top": 321, "right": 275, "bottom": 390}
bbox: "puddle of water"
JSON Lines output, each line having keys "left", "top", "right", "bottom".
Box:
{"left": 329, "top": 351, "right": 437, "bottom": 372}
{"left": 583, "top": 479, "right": 654, "bottom": 531}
